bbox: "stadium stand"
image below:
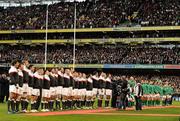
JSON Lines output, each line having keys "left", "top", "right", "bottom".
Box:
{"left": 0, "top": 45, "right": 179, "bottom": 64}
{"left": 0, "top": 0, "right": 179, "bottom": 30}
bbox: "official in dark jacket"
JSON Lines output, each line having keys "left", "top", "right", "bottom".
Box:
{"left": 134, "top": 80, "right": 143, "bottom": 110}
{"left": 118, "top": 76, "right": 129, "bottom": 110}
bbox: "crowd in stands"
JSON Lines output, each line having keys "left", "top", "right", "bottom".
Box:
{"left": 0, "top": 45, "right": 179, "bottom": 64}
{"left": 0, "top": 0, "right": 179, "bottom": 30}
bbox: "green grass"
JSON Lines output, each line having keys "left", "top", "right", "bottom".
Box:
{"left": 111, "top": 108, "right": 180, "bottom": 114}
{"left": 0, "top": 101, "right": 180, "bottom": 121}
{"left": 173, "top": 101, "right": 180, "bottom": 106}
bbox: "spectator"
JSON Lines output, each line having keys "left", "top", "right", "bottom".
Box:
{"left": 0, "top": 0, "right": 179, "bottom": 30}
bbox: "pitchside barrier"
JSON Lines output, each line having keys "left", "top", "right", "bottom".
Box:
{"left": 1, "top": 63, "right": 180, "bottom": 69}
{"left": 0, "top": 38, "right": 180, "bottom": 44}
{"left": 0, "top": 26, "right": 179, "bottom": 34}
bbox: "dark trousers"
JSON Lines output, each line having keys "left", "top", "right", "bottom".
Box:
{"left": 118, "top": 94, "right": 127, "bottom": 110}
{"left": 135, "top": 96, "right": 142, "bottom": 110}
{"left": 0, "top": 95, "right": 5, "bottom": 103}
{"left": 0, "top": 93, "right": 9, "bottom": 103}
{"left": 112, "top": 94, "right": 117, "bottom": 108}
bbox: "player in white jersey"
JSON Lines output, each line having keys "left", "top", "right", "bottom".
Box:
{"left": 86, "top": 74, "right": 93, "bottom": 109}
{"left": 17, "top": 64, "right": 24, "bottom": 112}
{"left": 48, "top": 69, "right": 56, "bottom": 111}
{"left": 28, "top": 65, "right": 35, "bottom": 112}
{"left": 62, "top": 69, "right": 70, "bottom": 109}
{"left": 41, "top": 70, "right": 51, "bottom": 112}
{"left": 98, "top": 72, "right": 106, "bottom": 108}
{"left": 92, "top": 72, "right": 99, "bottom": 107}
{"left": 105, "top": 74, "right": 112, "bottom": 108}
{"left": 16, "top": 63, "right": 23, "bottom": 112}
{"left": 8, "top": 60, "right": 19, "bottom": 113}
{"left": 31, "top": 69, "right": 42, "bottom": 112}
{"left": 21, "top": 60, "right": 31, "bottom": 112}
{"left": 56, "top": 68, "right": 64, "bottom": 110}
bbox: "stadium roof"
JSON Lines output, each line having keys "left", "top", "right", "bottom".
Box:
{"left": 0, "top": 0, "right": 59, "bottom": 2}
{"left": 0, "top": 0, "right": 85, "bottom": 6}
{"left": 0, "top": 0, "right": 84, "bottom": 3}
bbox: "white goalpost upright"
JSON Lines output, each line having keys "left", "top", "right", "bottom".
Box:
{"left": 44, "top": 4, "right": 49, "bottom": 70}
{"left": 44, "top": 2, "right": 76, "bottom": 70}
{"left": 73, "top": 1, "right": 77, "bottom": 70}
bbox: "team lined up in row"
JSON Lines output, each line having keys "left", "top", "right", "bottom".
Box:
{"left": 127, "top": 78, "right": 174, "bottom": 107}
{"left": 8, "top": 60, "right": 112, "bottom": 113}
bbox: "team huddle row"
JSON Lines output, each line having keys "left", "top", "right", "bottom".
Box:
{"left": 8, "top": 60, "right": 112, "bottom": 113}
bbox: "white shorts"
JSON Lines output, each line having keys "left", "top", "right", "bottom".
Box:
{"left": 28, "top": 87, "right": 33, "bottom": 96}
{"left": 62, "top": 87, "right": 69, "bottom": 96}
{"left": 32, "top": 89, "right": 40, "bottom": 96}
{"left": 16, "top": 87, "right": 23, "bottom": 95}
{"left": 9, "top": 85, "right": 17, "bottom": 93}
{"left": 42, "top": 89, "right": 50, "bottom": 98}
{"left": 167, "top": 95, "right": 172, "bottom": 99}
{"left": 92, "top": 88, "right": 98, "bottom": 95}
{"left": 162, "top": 96, "right": 166, "bottom": 100}
{"left": 80, "top": 89, "right": 86, "bottom": 96}
{"left": 98, "top": 88, "right": 105, "bottom": 95}
{"left": 77, "top": 89, "right": 81, "bottom": 96}
{"left": 50, "top": 87, "right": 56, "bottom": 96}
{"left": 72, "top": 89, "right": 78, "bottom": 96}
{"left": 105, "top": 89, "right": 112, "bottom": 96}
{"left": 22, "top": 84, "right": 29, "bottom": 93}
{"left": 56, "top": 86, "right": 63, "bottom": 95}
{"left": 86, "top": 90, "right": 93, "bottom": 97}
{"left": 68, "top": 87, "right": 73, "bottom": 96}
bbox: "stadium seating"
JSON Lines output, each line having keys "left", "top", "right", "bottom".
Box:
{"left": 0, "top": 45, "right": 179, "bottom": 64}
{"left": 0, "top": 0, "right": 179, "bottom": 30}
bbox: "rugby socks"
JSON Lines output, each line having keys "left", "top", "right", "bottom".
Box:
{"left": 16, "top": 101, "right": 20, "bottom": 112}
{"left": 25, "top": 100, "right": 29, "bottom": 110}
{"left": 91, "top": 101, "right": 95, "bottom": 108}
{"left": 49, "top": 101, "right": 54, "bottom": 111}
{"left": 55, "top": 100, "right": 60, "bottom": 110}
{"left": 21, "top": 100, "right": 25, "bottom": 110}
{"left": 41, "top": 102, "right": 44, "bottom": 109}
{"left": 72, "top": 100, "right": 76, "bottom": 108}
{"left": 62, "top": 101, "right": 66, "bottom": 109}
{"left": 31, "top": 102, "right": 35, "bottom": 110}
{"left": 11, "top": 100, "right": 15, "bottom": 113}
{"left": 86, "top": 101, "right": 89, "bottom": 107}
{"left": 7, "top": 100, "right": 11, "bottom": 113}
{"left": 66, "top": 100, "right": 71, "bottom": 109}
{"left": 45, "top": 102, "right": 49, "bottom": 110}
{"left": 76, "top": 101, "right": 80, "bottom": 108}
{"left": 80, "top": 101, "right": 85, "bottom": 108}
{"left": 105, "top": 100, "right": 109, "bottom": 107}
{"left": 98, "top": 100, "right": 102, "bottom": 107}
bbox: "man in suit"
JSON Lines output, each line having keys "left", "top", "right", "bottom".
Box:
{"left": 0, "top": 74, "right": 8, "bottom": 103}
{"left": 119, "top": 76, "right": 129, "bottom": 110}
{"left": 134, "top": 80, "right": 143, "bottom": 110}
